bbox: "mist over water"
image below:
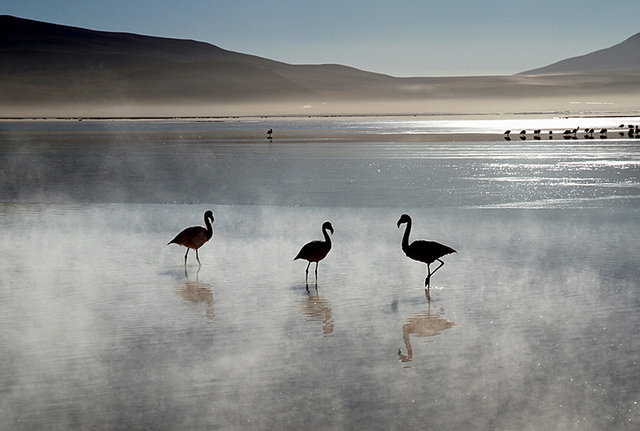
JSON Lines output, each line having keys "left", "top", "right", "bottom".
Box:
{"left": 1, "top": 119, "right": 639, "bottom": 430}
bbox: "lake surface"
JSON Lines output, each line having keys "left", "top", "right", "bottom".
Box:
{"left": 1, "top": 119, "right": 639, "bottom": 430}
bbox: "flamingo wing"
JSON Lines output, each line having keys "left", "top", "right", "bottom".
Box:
{"left": 169, "top": 226, "right": 210, "bottom": 249}
{"left": 295, "top": 240, "right": 330, "bottom": 262}
{"left": 406, "top": 240, "right": 456, "bottom": 264}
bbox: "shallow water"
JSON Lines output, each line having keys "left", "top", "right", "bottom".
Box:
{"left": 1, "top": 120, "right": 639, "bottom": 430}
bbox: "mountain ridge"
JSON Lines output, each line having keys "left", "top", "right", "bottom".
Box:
{"left": 2, "top": 15, "right": 640, "bottom": 116}
{"left": 519, "top": 31, "right": 640, "bottom": 75}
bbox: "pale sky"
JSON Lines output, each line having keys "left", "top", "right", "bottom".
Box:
{"left": 3, "top": 0, "right": 639, "bottom": 76}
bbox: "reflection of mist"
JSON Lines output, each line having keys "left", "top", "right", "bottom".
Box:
{"left": 398, "top": 304, "right": 455, "bottom": 363}
{"left": 299, "top": 291, "right": 334, "bottom": 337}
{"left": 175, "top": 266, "right": 214, "bottom": 320}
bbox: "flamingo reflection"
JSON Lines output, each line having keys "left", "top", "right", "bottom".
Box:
{"left": 398, "top": 304, "right": 455, "bottom": 363}
{"left": 175, "top": 266, "right": 214, "bottom": 320}
{"left": 299, "top": 291, "right": 334, "bottom": 337}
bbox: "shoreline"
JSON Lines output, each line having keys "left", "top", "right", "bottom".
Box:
{"left": 2, "top": 112, "right": 639, "bottom": 143}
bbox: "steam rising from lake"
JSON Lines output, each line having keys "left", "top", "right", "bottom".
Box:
{"left": 1, "top": 119, "right": 639, "bottom": 430}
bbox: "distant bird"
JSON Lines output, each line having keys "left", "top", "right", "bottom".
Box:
{"left": 619, "top": 124, "right": 625, "bottom": 137}
{"left": 533, "top": 129, "right": 541, "bottom": 140}
{"left": 548, "top": 131, "right": 553, "bottom": 139}
{"left": 267, "top": 128, "right": 273, "bottom": 139}
{"left": 584, "top": 128, "right": 594, "bottom": 139}
{"left": 397, "top": 214, "right": 456, "bottom": 291}
{"left": 168, "top": 210, "right": 214, "bottom": 266}
{"left": 294, "top": 221, "right": 334, "bottom": 283}
{"left": 572, "top": 127, "right": 580, "bottom": 139}
{"left": 504, "top": 130, "right": 511, "bottom": 140}
{"left": 520, "top": 130, "right": 526, "bottom": 140}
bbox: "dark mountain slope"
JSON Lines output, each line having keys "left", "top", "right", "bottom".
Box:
{"left": 520, "top": 32, "right": 640, "bottom": 75}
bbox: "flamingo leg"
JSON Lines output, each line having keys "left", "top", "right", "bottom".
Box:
{"left": 430, "top": 259, "right": 445, "bottom": 276}
{"left": 305, "top": 261, "right": 311, "bottom": 282}
{"left": 184, "top": 248, "right": 189, "bottom": 265}
{"left": 195, "top": 248, "right": 201, "bottom": 266}
{"left": 426, "top": 259, "right": 446, "bottom": 288}
{"left": 315, "top": 262, "right": 319, "bottom": 278}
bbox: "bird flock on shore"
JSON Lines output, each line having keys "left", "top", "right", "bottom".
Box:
{"left": 169, "top": 211, "right": 456, "bottom": 298}
{"left": 503, "top": 124, "right": 640, "bottom": 140}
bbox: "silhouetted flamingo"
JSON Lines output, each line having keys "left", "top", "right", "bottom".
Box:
{"left": 397, "top": 214, "right": 456, "bottom": 291}
{"left": 294, "top": 221, "right": 334, "bottom": 283}
{"left": 267, "top": 128, "right": 273, "bottom": 139}
{"left": 572, "top": 127, "right": 580, "bottom": 139}
{"left": 504, "top": 130, "right": 511, "bottom": 140}
{"left": 168, "top": 210, "right": 214, "bottom": 266}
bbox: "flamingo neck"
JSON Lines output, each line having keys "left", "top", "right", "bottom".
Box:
{"left": 204, "top": 215, "right": 213, "bottom": 237}
{"left": 322, "top": 226, "right": 332, "bottom": 246}
{"left": 402, "top": 325, "right": 413, "bottom": 359}
{"left": 401, "top": 220, "right": 412, "bottom": 251}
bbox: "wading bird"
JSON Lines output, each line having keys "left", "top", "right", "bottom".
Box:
{"left": 397, "top": 214, "right": 456, "bottom": 293}
{"left": 168, "top": 210, "right": 214, "bottom": 266}
{"left": 504, "top": 130, "right": 511, "bottom": 140}
{"left": 572, "top": 127, "right": 580, "bottom": 139}
{"left": 294, "top": 221, "right": 334, "bottom": 284}
{"left": 267, "top": 128, "right": 273, "bottom": 139}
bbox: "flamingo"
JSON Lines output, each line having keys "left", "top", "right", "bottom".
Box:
{"left": 168, "top": 210, "right": 214, "bottom": 266}
{"left": 397, "top": 214, "right": 456, "bottom": 291}
{"left": 267, "top": 128, "right": 273, "bottom": 139}
{"left": 294, "top": 221, "right": 334, "bottom": 283}
{"left": 504, "top": 130, "right": 511, "bottom": 140}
